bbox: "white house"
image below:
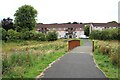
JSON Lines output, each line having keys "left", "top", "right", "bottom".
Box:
{"left": 84, "top": 23, "right": 119, "bottom": 34}
{"left": 36, "top": 23, "right": 84, "bottom": 38}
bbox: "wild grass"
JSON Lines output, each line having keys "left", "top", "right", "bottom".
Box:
{"left": 93, "top": 40, "right": 120, "bottom": 78}
{"left": 2, "top": 39, "right": 83, "bottom": 78}
{"left": 2, "top": 39, "right": 68, "bottom": 78}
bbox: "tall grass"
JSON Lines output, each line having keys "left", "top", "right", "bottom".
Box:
{"left": 2, "top": 40, "right": 68, "bottom": 78}
{"left": 93, "top": 40, "right": 119, "bottom": 78}
{"left": 94, "top": 40, "right": 120, "bottom": 67}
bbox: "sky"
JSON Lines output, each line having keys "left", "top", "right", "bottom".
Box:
{"left": 0, "top": 0, "right": 119, "bottom": 24}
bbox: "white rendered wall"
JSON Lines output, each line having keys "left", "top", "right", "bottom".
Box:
{"left": 76, "top": 31, "right": 84, "bottom": 38}
{"left": 57, "top": 31, "right": 65, "bottom": 38}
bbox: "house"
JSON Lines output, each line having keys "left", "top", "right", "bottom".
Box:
{"left": 84, "top": 23, "right": 120, "bottom": 34}
{"left": 36, "top": 23, "right": 84, "bottom": 38}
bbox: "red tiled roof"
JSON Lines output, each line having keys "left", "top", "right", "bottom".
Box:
{"left": 36, "top": 23, "right": 84, "bottom": 28}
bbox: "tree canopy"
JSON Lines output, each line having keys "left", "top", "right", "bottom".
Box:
{"left": 108, "top": 21, "right": 117, "bottom": 23}
{"left": 84, "top": 25, "right": 90, "bottom": 36}
{"left": 73, "top": 22, "right": 79, "bottom": 24}
{"left": 1, "top": 17, "right": 14, "bottom": 31}
{"left": 14, "top": 5, "right": 37, "bottom": 31}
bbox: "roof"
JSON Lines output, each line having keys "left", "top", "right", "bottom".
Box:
{"left": 91, "top": 23, "right": 120, "bottom": 27}
{"left": 36, "top": 23, "right": 84, "bottom": 28}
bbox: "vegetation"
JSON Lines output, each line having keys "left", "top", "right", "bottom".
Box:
{"left": 2, "top": 39, "right": 83, "bottom": 78}
{"left": 93, "top": 40, "right": 119, "bottom": 78}
{"left": 2, "top": 40, "right": 67, "bottom": 78}
{"left": 72, "top": 22, "right": 79, "bottom": 24}
{"left": 1, "top": 28, "right": 58, "bottom": 41}
{"left": 108, "top": 21, "right": 118, "bottom": 23}
{"left": 84, "top": 25, "right": 90, "bottom": 36}
{"left": 1, "top": 18, "right": 14, "bottom": 31}
{"left": 14, "top": 5, "right": 37, "bottom": 31}
{"left": 90, "top": 28, "right": 120, "bottom": 40}
{"left": 46, "top": 31, "right": 58, "bottom": 41}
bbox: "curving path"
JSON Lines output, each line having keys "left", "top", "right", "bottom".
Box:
{"left": 38, "top": 39, "right": 107, "bottom": 79}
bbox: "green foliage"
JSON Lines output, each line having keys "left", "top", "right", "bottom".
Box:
{"left": 7, "top": 29, "right": 20, "bottom": 41}
{"left": 94, "top": 49, "right": 119, "bottom": 78}
{"left": 20, "top": 31, "right": 32, "bottom": 40}
{"left": 84, "top": 25, "right": 90, "bottom": 36}
{"left": 2, "top": 40, "right": 67, "bottom": 78}
{"left": 1, "top": 18, "right": 14, "bottom": 31}
{"left": 46, "top": 31, "right": 58, "bottom": 41}
{"left": 90, "top": 28, "right": 120, "bottom": 40}
{"left": 14, "top": 5, "right": 37, "bottom": 31}
{"left": 0, "top": 28, "right": 7, "bottom": 41}
{"left": 30, "top": 31, "right": 46, "bottom": 41}
{"left": 94, "top": 40, "right": 120, "bottom": 67}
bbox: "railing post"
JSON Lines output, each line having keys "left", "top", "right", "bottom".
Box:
{"left": 92, "top": 40, "right": 94, "bottom": 52}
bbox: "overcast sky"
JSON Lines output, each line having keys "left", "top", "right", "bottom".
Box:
{"left": 0, "top": 0, "right": 119, "bottom": 24}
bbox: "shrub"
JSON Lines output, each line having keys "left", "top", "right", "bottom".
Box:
{"left": 0, "top": 28, "right": 7, "bottom": 41}
{"left": 46, "top": 31, "right": 58, "bottom": 41}
{"left": 30, "top": 31, "right": 46, "bottom": 41}
{"left": 36, "top": 33, "right": 46, "bottom": 41}
{"left": 20, "top": 31, "right": 32, "bottom": 40}
{"left": 7, "top": 29, "right": 20, "bottom": 41}
{"left": 90, "top": 28, "right": 120, "bottom": 40}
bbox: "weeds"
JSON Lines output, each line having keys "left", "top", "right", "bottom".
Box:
{"left": 93, "top": 40, "right": 120, "bottom": 78}
{"left": 2, "top": 39, "right": 67, "bottom": 78}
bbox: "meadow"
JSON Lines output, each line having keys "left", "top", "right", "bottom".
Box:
{"left": 2, "top": 39, "right": 83, "bottom": 78}
{"left": 2, "top": 39, "right": 68, "bottom": 78}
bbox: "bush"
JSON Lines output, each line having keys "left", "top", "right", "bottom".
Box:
{"left": 30, "top": 31, "right": 46, "bottom": 41}
{"left": 90, "top": 28, "right": 120, "bottom": 40}
{"left": 7, "top": 29, "right": 20, "bottom": 41}
{"left": 0, "top": 28, "right": 7, "bottom": 41}
{"left": 46, "top": 31, "right": 58, "bottom": 41}
{"left": 20, "top": 31, "right": 32, "bottom": 40}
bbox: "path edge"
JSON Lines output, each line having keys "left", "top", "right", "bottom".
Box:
{"left": 36, "top": 51, "right": 70, "bottom": 79}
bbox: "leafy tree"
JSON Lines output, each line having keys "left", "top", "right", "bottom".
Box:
{"left": 14, "top": 5, "right": 37, "bottom": 31}
{"left": 84, "top": 25, "right": 90, "bottom": 36}
{"left": 73, "top": 22, "right": 78, "bottom": 24}
{"left": 108, "top": 21, "right": 117, "bottom": 23}
{"left": 1, "top": 18, "right": 14, "bottom": 31}
{"left": 67, "top": 22, "right": 71, "bottom": 24}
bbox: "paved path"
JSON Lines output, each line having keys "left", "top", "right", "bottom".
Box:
{"left": 39, "top": 39, "right": 106, "bottom": 78}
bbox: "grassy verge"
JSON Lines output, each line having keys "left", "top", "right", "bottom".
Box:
{"left": 93, "top": 40, "right": 119, "bottom": 79}
{"left": 2, "top": 39, "right": 84, "bottom": 78}
{"left": 93, "top": 49, "right": 119, "bottom": 78}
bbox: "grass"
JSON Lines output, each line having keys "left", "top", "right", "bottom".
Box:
{"left": 93, "top": 40, "right": 119, "bottom": 79}
{"left": 94, "top": 50, "right": 119, "bottom": 78}
{"left": 2, "top": 39, "right": 84, "bottom": 78}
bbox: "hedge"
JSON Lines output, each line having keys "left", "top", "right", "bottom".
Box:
{"left": 1, "top": 28, "right": 58, "bottom": 42}
{"left": 90, "top": 28, "right": 120, "bottom": 40}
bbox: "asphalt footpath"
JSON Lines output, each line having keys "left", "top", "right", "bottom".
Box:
{"left": 38, "top": 39, "right": 107, "bottom": 79}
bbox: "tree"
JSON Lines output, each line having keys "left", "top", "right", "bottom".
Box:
{"left": 84, "top": 25, "right": 90, "bottom": 36}
{"left": 108, "top": 21, "right": 117, "bottom": 23}
{"left": 14, "top": 5, "right": 37, "bottom": 31}
{"left": 73, "top": 22, "right": 78, "bottom": 24}
{"left": 67, "top": 22, "right": 71, "bottom": 24}
{"left": 1, "top": 17, "right": 14, "bottom": 31}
